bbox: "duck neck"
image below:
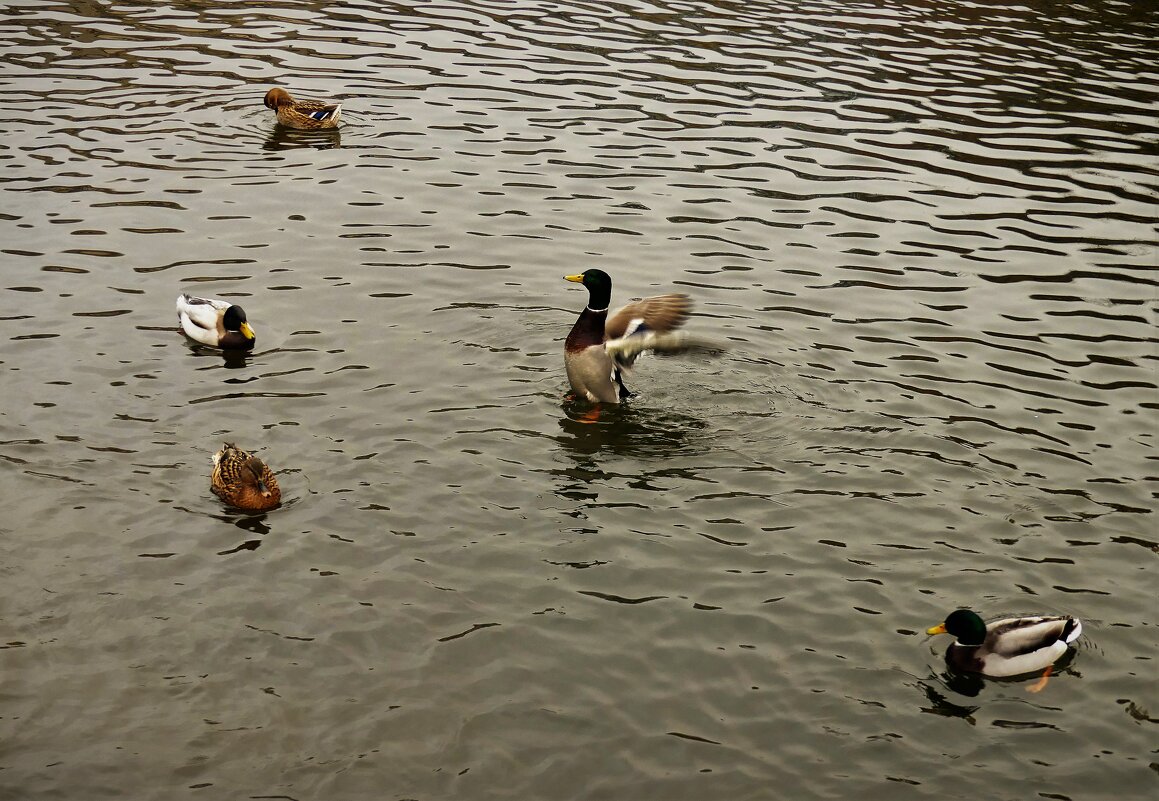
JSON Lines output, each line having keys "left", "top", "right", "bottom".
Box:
{"left": 566, "top": 306, "right": 606, "bottom": 350}
{"left": 586, "top": 284, "right": 612, "bottom": 312}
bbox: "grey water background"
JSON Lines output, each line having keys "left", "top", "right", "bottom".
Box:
{"left": 1, "top": 1, "right": 1156, "bottom": 799}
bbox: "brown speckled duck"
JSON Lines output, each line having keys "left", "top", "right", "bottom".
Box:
{"left": 564, "top": 269, "right": 722, "bottom": 404}
{"left": 263, "top": 87, "right": 342, "bottom": 130}
{"left": 211, "top": 443, "right": 281, "bottom": 512}
{"left": 927, "top": 609, "right": 1081, "bottom": 691}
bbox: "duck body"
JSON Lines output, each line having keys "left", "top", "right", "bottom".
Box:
{"left": 564, "top": 269, "right": 710, "bottom": 404}
{"left": 176, "top": 293, "right": 255, "bottom": 350}
{"left": 211, "top": 443, "right": 281, "bottom": 512}
{"left": 927, "top": 609, "right": 1081, "bottom": 678}
{"left": 263, "top": 87, "right": 341, "bottom": 130}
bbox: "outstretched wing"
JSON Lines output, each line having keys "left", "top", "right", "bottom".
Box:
{"left": 604, "top": 331, "right": 727, "bottom": 371}
{"left": 606, "top": 294, "right": 692, "bottom": 340}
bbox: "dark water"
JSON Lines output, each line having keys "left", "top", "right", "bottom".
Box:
{"left": 1, "top": 1, "right": 1156, "bottom": 799}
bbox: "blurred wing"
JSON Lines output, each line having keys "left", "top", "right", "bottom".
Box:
{"left": 606, "top": 294, "right": 692, "bottom": 340}
{"left": 604, "top": 331, "right": 727, "bottom": 370}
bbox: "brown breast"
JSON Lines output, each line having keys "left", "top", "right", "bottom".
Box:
{"left": 565, "top": 308, "right": 606, "bottom": 352}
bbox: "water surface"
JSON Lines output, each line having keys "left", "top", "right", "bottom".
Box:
{"left": 1, "top": 1, "right": 1156, "bottom": 799}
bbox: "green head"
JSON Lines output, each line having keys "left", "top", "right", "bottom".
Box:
{"left": 564, "top": 269, "right": 613, "bottom": 310}
{"left": 927, "top": 609, "right": 987, "bottom": 645}
{"left": 223, "top": 304, "right": 255, "bottom": 340}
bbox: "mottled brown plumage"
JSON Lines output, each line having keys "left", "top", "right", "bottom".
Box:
{"left": 211, "top": 443, "right": 281, "bottom": 512}
{"left": 263, "top": 87, "right": 342, "bottom": 130}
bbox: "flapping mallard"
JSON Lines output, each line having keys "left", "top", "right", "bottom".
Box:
{"left": 211, "top": 443, "right": 281, "bottom": 512}
{"left": 927, "top": 609, "right": 1081, "bottom": 690}
{"left": 563, "top": 269, "right": 721, "bottom": 404}
{"left": 263, "top": 87, "right": 342, "bottom": 130}
{"left": 176, "top": 293, "right": 255, "bottom": 350}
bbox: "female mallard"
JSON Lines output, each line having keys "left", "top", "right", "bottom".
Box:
{"left": 564, "top": 269, "right": 720, "bottom": 404}
{"left": 176, "top": 293, "right": 256, "bottom": 350}
{"left": 211, "top": 443, "right": 281, "bottom": 512}
{"left": 927, "top": 609, "right": 1081, "bottom": 690}
{"left": 263, "top": 87, "right": 342, "bottom": 130}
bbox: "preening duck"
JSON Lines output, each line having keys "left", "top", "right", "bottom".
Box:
{"left": 927, "top": 609, "right": 1081, "bottom": 691}
{"left": 211, "top": 443, "right": 281, "bottom": 512}
{"left": 563, "top": 269, "right": 722, "bottom": 404}
{"left": 263, "top": 87, "right": 342, "bottom": 130}
{"left": 176, "top": 293, "right": 255, "bottom": 350}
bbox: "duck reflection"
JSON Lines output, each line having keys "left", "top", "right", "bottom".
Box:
{"left": 220, "top": 348, "right": 252, "bottom": 369}
{"left": 557, "top": 398, "right": 706, "bottom": 459}
{"left": 263, "top": 125, "right": 341, "bottom": 151}
{"left": 916, "top": 678, "right": 980, "bottom": 721}
{"left": 923, "top": 645, "right": 1079, "bottom": 700}
{"left": 181, "top": 339, "right": 253, "bottom": 369}
{"left": 217, "top": 537, "right": 263, "bottom": 555}
{"left": 212, "top": 508, "right": 273, "bottom": 555}
{"left": 932, "top": 669, "right": 987, "bottom": 699}
{"left": 552, "top": 398, "right": 710, "bottom": 504}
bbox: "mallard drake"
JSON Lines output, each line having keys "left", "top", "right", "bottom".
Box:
{"left": 176, "top": 293, "right": 256, "bottom": 350}
{"left": 927, "top": 609, "right": 1081, "bottom": 688}
{"left": 211, "top": 443, "right": 281, "bottom": 512}
{"left": 564, "top": 269, "right": 721, "bottom": 404}
{"left": 263, "top": 87, "right": 341, "bottom": 130}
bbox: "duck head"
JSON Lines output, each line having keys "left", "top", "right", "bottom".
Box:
{"left": 927, "top": 609, "right": 987, "bottom": 645}
{"left": 264, "top": 87, "right": 293, "bottom": 109}
{"left": 222, "top": 304, "right": 256, "bottom": 342}
{"left": 565, "top": 268, "right": 613, "bottom": 310}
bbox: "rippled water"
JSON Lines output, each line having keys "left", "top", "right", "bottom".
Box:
{"left": 2, "top": 1, "right": 1156, "bottom": 799}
